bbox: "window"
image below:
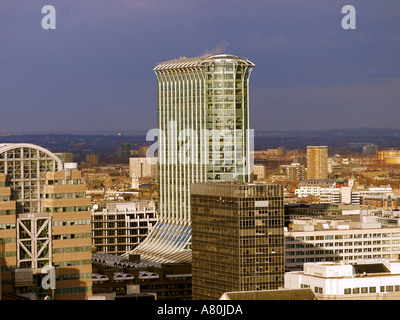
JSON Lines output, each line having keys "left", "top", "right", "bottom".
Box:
{"left": 352, "top": 288, "right": 360, "bottom": 294}
{"left": 361, "top": 287, "right": 368, "bottom": 294}
{"left": 314, "top": 287, "right": 323, "bottom": 294}
{"left": 344, "top": 288, "right": 351, "bottom": 294}
{"left": 369, "top": 287, "right": 376, "bottom": 293}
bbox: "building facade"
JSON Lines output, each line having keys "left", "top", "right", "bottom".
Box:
{"left": 285, "top": 259, "right": 400, "bottom": 300}
{"left": 285, "top": 218, "right": 400, "bottom": 272}
{"left": 363, "top": 144, "right": 378, "bottom": 155}
{"left": 253, "top": 164, "right": 267, "bottom": 181}
{"left": 92, "top": 253, "right": 192, "bottom": 300}
{"left": 130, "top": 54, "right": 255, "bottom": 263}
{"left": 0, "top": 144, "right": 92, "bottom": 300}
{"left": 92, "top": 201, "right": 158, "bottom": 255}
{"left": 191, "top": 182, "right": 285, "bottom": 300}
{"left": 129, "top": 157, "right": 158, "bottom": 188}
{"left": 295, "top": 179, "right": 335, "bottom": 198}
{"left": 307, "top": 146, "right": 328, "bottom": 180}
{"left": 281, "top": 163, "right": 306, "bottom": 181}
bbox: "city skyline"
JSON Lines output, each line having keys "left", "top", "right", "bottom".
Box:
{"left": 0, "top": 0, "right": 399, "bottom": 134}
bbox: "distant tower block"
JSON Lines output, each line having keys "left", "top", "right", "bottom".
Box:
{"left": 307, "top": 146, "right": 328, "bottom": 180}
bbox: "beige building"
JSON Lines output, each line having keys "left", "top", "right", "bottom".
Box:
{"left": 253, "top": 164, "right": 267, "bottom": 181}
{"left": 307, "top": 146, "right": 328, "bottom": 180}
{"left": 0, "top": 144, "right": 92, "bottom": 300}
{"left": 85, "top": 153, "right": 99, "bottom": 166}
{"left": 129, "top": 157, "right": 158, "bottom": 188}
{"left": 281, "top": 163, "right": 306, "bottom": 181}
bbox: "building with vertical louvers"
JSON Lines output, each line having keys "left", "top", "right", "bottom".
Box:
{"left": 128, "top": 54, "right": 255, "bottom": 263}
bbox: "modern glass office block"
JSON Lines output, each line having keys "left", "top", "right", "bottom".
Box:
{"left": 191, "top": 183, "right": 285, "bottom": 300}
{"left": 129, "top": 54, "right": 255, "bottom": 263}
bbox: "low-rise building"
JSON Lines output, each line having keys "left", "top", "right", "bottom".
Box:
{"left": 285, "top": 216, "right": 400, "bottom": 272}
{"left": 92, "top": 200, "right": 158, "bottom": 256}
{"left": 91, "top": 253, "right": 191, "bottom": 300}
{"left": 285, "top": 259, "right": 400, "bottom": 300}
{"left": 295, "top": 180, "right": 335, "bottom": 198}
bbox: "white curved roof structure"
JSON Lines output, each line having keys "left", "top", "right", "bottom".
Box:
{"left": 0, "top": 143, "right": 63, "bottom": 214}
{"left": 0, "top": 143, "right": 63, "bottom": 169}
{"left": 138, "top": 271, "right": 159, "bottom": 280}
{"left": 92, "top": 274, "right": 109, "bottom": 282}
{"left": 153, "top": 54, "right": 255, "bottom": 71}
{"left": 113, "top": 272, "right": 135, "bottom": 281}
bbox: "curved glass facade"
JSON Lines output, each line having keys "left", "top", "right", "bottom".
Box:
{"left": 130, "top": 54, "right": 255, "bottom": 263}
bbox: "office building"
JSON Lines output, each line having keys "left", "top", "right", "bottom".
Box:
{"left": 54, "top": 152, "right": 73, "bottom": 164}
{"left": 129, "top": 54, "right": 255, "bottom": 263}
{"left": 253, "top": 164, "right": 267, "bottom": 181}
{"left": 92, "top": 200, "right": 158, "bottom": 255}
{"left": 117, "top": 143, "right": 131, "bottom": 158}
{"left": 219, "top": 288, "right": 315, "bottom": 300}
{"left": 363, "top": 144, "right": 378, "bottom": 155}
{"left": 307, "top": 146, "right": 328, "bottom": 180}
{"left": 92, "top": 253, "right": 192, "bottom": 300}
{"left": 285, "top": 216, "right": 400, "bottom": 272}
{"left": 363, "top": 195, "right": 400, "bottom": 210}
{"left": 191, "top": 182, "right": 285, "bottom": 300}
{"left": 0, "top": 172, "right": 16, "bottom": 300}
{"left": 129, "top": 157, "right": 158, "bottom": 188}
{"left": 138, "top": 145, "right": 150, "bottom": 157}
{"left": 281, "top": 163, "right": 306, "bottom": 181}
{"left": 295, "top": 179, "right": 335, "bottom": 198}
{"left": 0, "top": 144, "right": 92, "bottom": 300}
{"left": 285, "top": 259, "right": 400, "bottom": 300}
{"left": 86, "top": 153, "right": 99, "bottom": 166}
{"left": 319, "top": 186, "right": 395, "bottom": 206}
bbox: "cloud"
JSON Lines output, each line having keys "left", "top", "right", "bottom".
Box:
{"left": 202, "top": 40, "right": 229, "bottom": 55}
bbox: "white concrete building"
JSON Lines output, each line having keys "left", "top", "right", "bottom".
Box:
{"left": 295, "top": 179, "right": 335, "bottom": 198}
{"left": 92, "top": 200, "right": 158, "bottom": 255}
{"left": 300, "top": 184, "right": 394, "bottom": 205}
{"left": 285, "top": 259, "right": 400, "bottom": 299}
{"left": 285, "top": 217, "right": 400, "bottom": 271}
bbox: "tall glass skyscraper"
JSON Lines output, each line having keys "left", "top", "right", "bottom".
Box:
{"left": 129, "top": 54, "right": 255, "bottom": 263}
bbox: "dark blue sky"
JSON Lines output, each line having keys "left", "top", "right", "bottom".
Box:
{"left": 0, "top": 0, "right": 399, "bottom": 133}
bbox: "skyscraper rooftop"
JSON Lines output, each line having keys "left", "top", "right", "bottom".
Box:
{"left": 153, "top": 54, "right": 255, "bottom": 71}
